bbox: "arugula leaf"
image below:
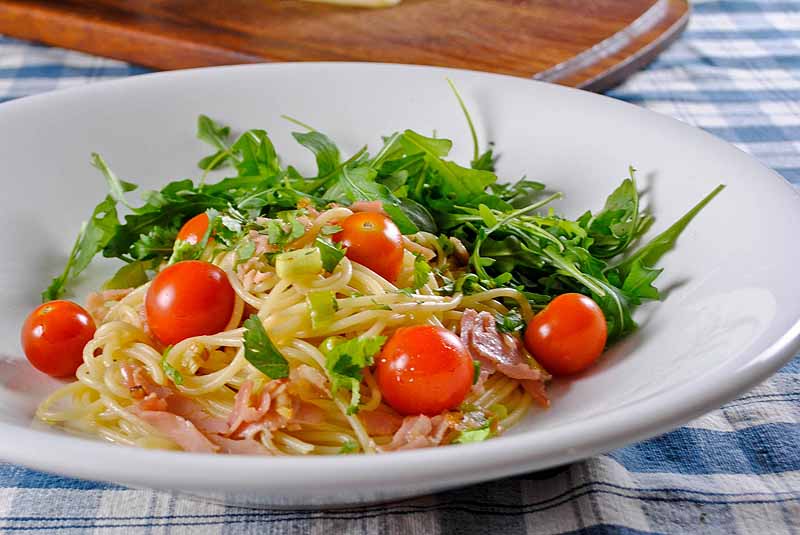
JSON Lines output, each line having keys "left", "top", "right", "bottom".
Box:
{"left": 243, "top": 314, "right": 290, "bottom": 379}
{"left": 621, "top": 260, "right": 663, "bottom": 304}
{"left": 586, "top": 169, "right": 642, "bottom": 259}
{"left": 316, "top": 237, "right": 345, "bottom": 272}
{"left": 91, "top": 153, "right": 137, "bottom": 209}
{"left": 472, "top": 360, "right": 481, "bottom": 385}
{"left": 613, "top": 184, "right": 725, "bottom": 279}
{"left": 495, "top": 309, "right": 525, "bottom": 333}
{"left": 323, "top": 336, "right": 387, "bottom": 414}
{"left": 411, "top": 254, "right": 432, "bottom": 290}
{"left": 292, "top": 131, "right": 341, "bottom": 178}
{"left": 129, "top": 226, "right": 177, "bottom": 260}
{"left": 196, "top": 115, "right": 233, "bottom": 167}
{"left": 161, "top": 347, "right": 184, "bottom": 386}
{"left": 231, "top": 129, "right": 281, "bottom": 180}
{"left": 102, "top": 259, "right": 153, "bottom": 290}
{"left": 42, "top": 195, "right": 120, "bottom": 301}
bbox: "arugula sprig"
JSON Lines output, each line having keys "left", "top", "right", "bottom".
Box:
{"left": 44, "top": 91, "right": 723, "bottom": 352}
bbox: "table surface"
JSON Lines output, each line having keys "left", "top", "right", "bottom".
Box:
{"left": 1, "top": 0, "right": 800, "bottom": 533}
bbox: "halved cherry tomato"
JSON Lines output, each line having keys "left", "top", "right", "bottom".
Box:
{"left": 376, "top": 325, "right": 473, "bottom": 416}
{"left": 145, "top": 260, "right": 235, "bottom": 345}
{"left": 524, "top": 293, "right": 607, "bottom": 376}
{"left": 21, "top": 300, "right": 96, "bottom": 377}
{"left": 333, "top": 212, "right": 403, "bottom": 283}
{"left": 177, "top": 213, "right": 211, "bottom": 245}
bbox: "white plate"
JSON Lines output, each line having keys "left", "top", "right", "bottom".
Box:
{"left": 1, "top": 63, "right": 799, "bottom": 508}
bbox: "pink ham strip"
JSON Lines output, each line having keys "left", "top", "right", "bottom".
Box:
{"left": 122, "top": 364, "right": 229, "bottom": 434}
{"left": 349, "top": 200, "right": 385, "bottom": 214}
{"left": 360, "top": 408, "right": 404, "bottom": 436}
{"left": 208, "top": 434, "right": 272, "bottom": 455}
{"left": 460, "top": 309, "right": 551, "bottom": 407}
{"left": 228, "top": 380, "right": 274, "bottom": 435}
{"left": 130, "top": 407, "right": 219, "bottom": 454}
{"left": 460, "top": 309, "right": 550, "bottom": 382}
{"left": 291, "top": 399, "right": 326, "bottom": 425}
{"left": 378, "top": 414, "right": 450, "bottom": 451}
{"left": 86, "top": 288, "right": 133, "bottom": 322}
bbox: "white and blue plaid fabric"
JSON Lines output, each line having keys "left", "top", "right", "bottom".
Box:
{"left": 1, "top": 1, "right": 800, "bottom": 533}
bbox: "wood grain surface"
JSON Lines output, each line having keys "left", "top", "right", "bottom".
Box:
{"left": 0, "top": 0, "right": 689, "bottom": 91}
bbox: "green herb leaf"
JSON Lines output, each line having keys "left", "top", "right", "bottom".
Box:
{"left": 102, "top": 259, "right": 153, "bottom": 290}
{"left": 293, "top": 131, "right": 341, "bottom": 178}
{"left": 339, "top": 439, "right": 359, "bottom": 454}
{"left": 322, "top": 336, "right": 387, "bottom": 415}
{"left": 42, "top": 195, "right": 120, "bottom": 301}
{"left": 472, "top": 360, "right": 481, "bottom": 385}
{"left": 316, "top": 237, "right": 345, "bottom": 272}
{"left": 411, "top": 254, "right": 432, "bottom": 290}
{"left": 243, "top": 314, "right": 290, "bottom": 379}
{"left": 613, "top": 184, "right": 725, "bottom": 279}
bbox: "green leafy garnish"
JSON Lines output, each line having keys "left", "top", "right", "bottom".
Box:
{"left": 411, "top": 254, "right": 432, "bottom": 290}
{"left": 243, "top": 314, "right": 289, "bottom": 380}
{"left": 472, "top": 360, "right": 481, "bottom": 385}
{"left": 339, "top": 439, "right": 359, "bottom": 454}
{"left": 43, "top": 89, "right": 723, "bottom": 356}
{"left": 315, "top": 237, "right": 345, "bottom": 272}
{"left": 43, "top": 195, "right": 120, "bottom": 301}
{"left": 322, "top": 336, "right": 387, "bottom": 415}
{"left": 102, "top": 259, "right": 154, "bottom": 291}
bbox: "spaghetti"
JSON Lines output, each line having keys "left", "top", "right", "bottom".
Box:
{"left": 36, "top": 206, "right": 546, "bottom": 455}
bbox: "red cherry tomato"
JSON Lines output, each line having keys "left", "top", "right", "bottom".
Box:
{"left": 21, "top": 300, "right": 96, "bottom": 377}
{"left": 145, "top": 260, "right": 235, "bottom": 345}
{"left": 333, "top": 212, "right": 403, "bottom": 283}
{"left": 376, "top": 325, "right": 473, "bottom": 416}
{"left": 177, "top": 213, "right": 210, "bottom": 245}
{"left": 524, "top": 293, "right": 607, "bottom": 376}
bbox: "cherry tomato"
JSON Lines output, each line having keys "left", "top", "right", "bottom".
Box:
{"left": 333, "top": 212, "right": 403, "bottom": 283}
{"left": 21, "top": 300, "right": 96, "bottom": 377}
{"left": 177, "top": 213, "right": 210, "bottom": 245}
{"left": 145, "top": 260, "right": 235, "bottom": 345}
{"left": 524, "top": 293, "right": 607, "bottom": 376}
{"left": 376, "top": 325, "right": 473, "bottom": 416}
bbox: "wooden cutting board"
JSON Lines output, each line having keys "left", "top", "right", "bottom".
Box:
{"left": 0, "top": 0, "right": 688, "bottom": 91}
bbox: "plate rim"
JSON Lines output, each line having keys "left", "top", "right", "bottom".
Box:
{"left": 1, "top": 61, "right": 799, "bottom": 494}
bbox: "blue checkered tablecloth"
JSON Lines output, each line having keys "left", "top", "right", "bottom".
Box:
{"left": 2, "top": 1, "right": 800, "bottom": 533}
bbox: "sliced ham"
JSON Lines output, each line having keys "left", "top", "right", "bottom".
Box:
{"left": 349, "top": 200, "right": 385, "bottom": 214}
{"left": 208, "top": 434, "right": 272, "bottom": 455}
{"left": 131, "top": 407, "right": 219, "bottom": 454}
{"left": 521, "top": 379, "right": 551, "bottom": 409}
{"left": 360, "top": 408, "right": 404, "bottom": 436}
{"left": 290, "top": 399, "right": 327, "bottom": 425}
{"left": 122, "top": 364, "right": 229, "bottom": 434}
{"left": 460, "top": 309, "right": 550, "bottom": 382}
{"left": 378, "top": 414, "right": 450, "bottom": 452}
{"left": 228, "top": 380, "right": 273, "bottom": 435}
{"left": 461, "top": 309, "right": 551, "bottom": 407}
{"left": 86, "top": 288, "right": 133, "bottom": 323}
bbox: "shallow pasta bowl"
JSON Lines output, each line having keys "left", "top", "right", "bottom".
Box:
{"left": 1, "top": 63, "right": 799, "bottom": 507}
